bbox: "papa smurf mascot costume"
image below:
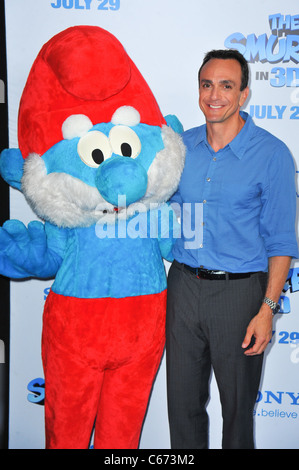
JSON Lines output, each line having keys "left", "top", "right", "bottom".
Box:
{"left": 0, "top": 26, "right": 185, "bottom": 449}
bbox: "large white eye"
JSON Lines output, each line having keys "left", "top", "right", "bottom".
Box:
{"left": 77, "top": 131, "right": 112, "bottom": 167}
{"left": 109, "top": 125, "right": 141, "bottom": 159}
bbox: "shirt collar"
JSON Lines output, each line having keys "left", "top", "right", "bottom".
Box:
{"left": 229, "top": 111, "right": 254, "bottom": 159}
{"left": 194, "top": 111, "right": 255, "bottom": 160}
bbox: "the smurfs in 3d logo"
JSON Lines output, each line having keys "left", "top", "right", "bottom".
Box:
{"left": 225, "top": 13, "right": 299, "bottom": 87}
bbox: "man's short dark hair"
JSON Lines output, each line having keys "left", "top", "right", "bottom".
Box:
{"left": 198, "top": 49, "right": 249, "bottom": 91}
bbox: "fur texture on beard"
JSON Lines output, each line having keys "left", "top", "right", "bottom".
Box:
{"left": 21, "top": 125, "right": 185, "bottom": 228}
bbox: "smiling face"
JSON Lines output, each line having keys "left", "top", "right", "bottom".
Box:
{"left": 198, "top": 58, "right": 249, "bottom": 126}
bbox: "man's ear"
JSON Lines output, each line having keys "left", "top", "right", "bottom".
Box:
{"left": 240, "top": 86, "right": 250, "bottom": 108}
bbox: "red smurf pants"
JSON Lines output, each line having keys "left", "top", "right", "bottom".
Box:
{"left": 42, "top": 290, "right": 166, "bottom": 449}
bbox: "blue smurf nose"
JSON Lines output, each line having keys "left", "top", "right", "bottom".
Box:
{"left": 95, "top": 156, "right": 148, "bottom": 207}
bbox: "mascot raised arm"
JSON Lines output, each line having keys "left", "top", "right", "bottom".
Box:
{"left": 0, "top": 26, "right": 185, "bottom": 449}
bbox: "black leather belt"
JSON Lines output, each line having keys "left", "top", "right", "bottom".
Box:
{"left": 183, "top": 264, "right": 257, "bottom": 280}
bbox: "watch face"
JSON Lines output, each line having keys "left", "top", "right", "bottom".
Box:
{"left": 264, "top": 297, "right": 280, "bottom": 314}
{"left": 273, "top": 304, "right": 280, "bottom": 314}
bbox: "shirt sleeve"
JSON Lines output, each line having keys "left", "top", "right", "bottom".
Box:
{"left": 259, "top": 140, "right": 298, "bottom": 259}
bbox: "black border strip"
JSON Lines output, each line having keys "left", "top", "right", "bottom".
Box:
{"left": 0, "top": 0, "right": 10, "bottom": 450}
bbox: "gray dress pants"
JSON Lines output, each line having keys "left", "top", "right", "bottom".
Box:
{"left": 166, "top": 260, "right": 267, "bottom": 449}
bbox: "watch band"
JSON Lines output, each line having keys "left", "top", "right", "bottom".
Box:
{"left": 263, "top": 296, "right": 280, "bottom": 315}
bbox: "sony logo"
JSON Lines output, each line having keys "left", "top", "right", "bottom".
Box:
{"left": 256, "top": 390, "right": 299, "bottom": 406}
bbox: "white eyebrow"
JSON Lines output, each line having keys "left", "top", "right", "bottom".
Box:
{"left": 62, "top": 114, "right": 93, "bottom": 139}
{"left": 111, "top": 106, "right": 141, "bottom": 126}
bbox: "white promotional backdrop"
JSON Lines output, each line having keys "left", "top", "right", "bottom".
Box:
{"left": 4, "top": 0, "right": 299, "bottom": 449}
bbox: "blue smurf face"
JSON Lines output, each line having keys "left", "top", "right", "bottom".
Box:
{"left": 42, "top": 107, "right": 165, "bottom": 207}
{"left": 20, "top": 106, "right": 184, "bottom": 228}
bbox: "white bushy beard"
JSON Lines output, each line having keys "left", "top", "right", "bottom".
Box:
{"left": 21, "top": 125, "right": 185, "bottom": 228}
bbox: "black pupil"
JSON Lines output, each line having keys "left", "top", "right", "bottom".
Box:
{"left": 92, "top": 149, "right": 104, "bottom": 165}
{"left": 121, "top": 143, "right": 132, "bottom": 157}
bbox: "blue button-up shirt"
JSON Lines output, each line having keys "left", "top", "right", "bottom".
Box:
{"left": 171, "top": 112, "right": 298, "bottom": 272}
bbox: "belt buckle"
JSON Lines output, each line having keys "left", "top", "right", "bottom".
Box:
{"left": 197, "top": 268, "right": 226, "bottom": 280}
{"left": 196, "top": 268, "right": 213, "bottom": 280}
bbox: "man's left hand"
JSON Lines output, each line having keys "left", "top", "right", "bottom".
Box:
{"left": 242, "top": 304, "right": 273, "bottom": 356}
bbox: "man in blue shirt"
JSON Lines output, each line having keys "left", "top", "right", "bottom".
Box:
{"left": 166, "top": 49, "right": 298, "bottom": 449}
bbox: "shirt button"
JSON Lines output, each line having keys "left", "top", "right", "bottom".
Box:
{"left": 213, "top": 157, "right": 217, "bottom": 161}
{"left": 203, "top": 199, "right": 207, "bottom": 204}
{"left": 207, "top": 177, "right": 211, "bottom": 182}
{"left": 199, "top": 244, "right": 203, "bottom": 248}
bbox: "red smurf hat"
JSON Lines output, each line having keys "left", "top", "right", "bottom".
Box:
{"left": 17, "top": 25, "right": 166, "bottom": 159}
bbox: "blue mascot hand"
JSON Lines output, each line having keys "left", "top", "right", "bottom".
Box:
{"left": 0, "top": 148, "right": 24, "bottom": 190}
{"left": 149, "top": 203, "right": 181, "bottom": 262}
{"left": 0, "top": 219, "right": 61, "bottom": 279}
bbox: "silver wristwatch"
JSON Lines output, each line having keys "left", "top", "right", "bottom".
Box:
{"left": 263, "top": 296, "right": 280, "bottom": 315}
